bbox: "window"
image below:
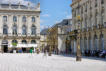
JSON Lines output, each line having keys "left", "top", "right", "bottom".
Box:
{"left": 13, "top": 16, "right": 17, "bottom": 22}
{"left": 95, "top": 0, "right": 97, "bottom": 7}
{"left": 85, "top": 3, "right": 87, "bottom": 12}
{"left": 101, "top": 7, "right": 104, "bottom": 25}
{"left": 101, "top": 0, "right": 104, "bottom": 4}
{"left": 22, "top": 40, "right": 27, "bottom": 44}
{"left": 22, "top": 16, "right": 26, "bottom": 22}
{"left": 31, "top": 40, "right": 36, "bottom": 44}
{"left": 12, "top": 24, "right": 17, "bottom": 35}
{"left": 31, "top": 25, "right": 36, "bottom": 35}
{"left": 95, "top": 11, "right": 98, "bottom": 27}
{"left": 3, "top": 16, "right": 7, "bottom": 22}
{"left": 3, "top": 25, "right": 8, "bottom": 35}
{"left": 12, "top": 40, "right": 18, "bottom": 43}
{"left": 22, "top": 25, "right": 27, "bottom": 35}
{"left": 85, "top": 18, "right": 87, "bottom": 29}
{"left": 32, "top": 17, "right": 35, "bottom": 22}
{"left": 81, "top": 7, "right": 83, "bottom": 14}
{"left": 94, "top": 35, "right": 98, "bottom": 50}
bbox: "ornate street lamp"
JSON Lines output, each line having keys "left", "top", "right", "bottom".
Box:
{"left": 75, "top": 1, "right": 82, "bottom": 61}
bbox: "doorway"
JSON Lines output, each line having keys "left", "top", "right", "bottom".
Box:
{"left": 3, "top": 45, "right": 8, "bottom": 53}
{"left": 2, "top": 40, "right": 8, "bottom": 53}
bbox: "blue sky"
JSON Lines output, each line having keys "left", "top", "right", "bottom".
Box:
{"left": 33, "top": 0, "right": 72, "bottom": 30}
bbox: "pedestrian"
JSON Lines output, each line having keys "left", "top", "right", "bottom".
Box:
{"left": 43, "top": 49, "right": 47, "bottom": 58}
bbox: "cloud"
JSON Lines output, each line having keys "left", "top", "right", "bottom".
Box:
{"left": 55, "top": 20, "right": 62, "bottom": 23}
{"left": 66, "top": 14, "right": 72, "bottom": 19}
{"left": 0, "top": 0, "right": 35, "bottom": 6}
{"left": 41, "top": 14, "right": 50, "bottom": 17}
{"left": 40, "top": 25, "right": 49, "bottom": 30}
{"left": 40, "top": 19, "right": 46, "bottom": 24}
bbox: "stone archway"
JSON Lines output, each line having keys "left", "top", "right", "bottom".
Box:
{"left": 100, "top": 34, "right": 104, "bottom": 50}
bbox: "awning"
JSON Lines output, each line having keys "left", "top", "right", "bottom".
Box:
{"left": 9, "top": 44, "right": 38, "bottom": 48}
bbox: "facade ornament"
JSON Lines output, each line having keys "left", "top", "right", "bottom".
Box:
{"left": 18, "top": 2, "right": 21, "bottom": 9}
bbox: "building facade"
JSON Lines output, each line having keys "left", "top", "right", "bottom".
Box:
{"left": 71, "top": 0, "right": 106, "bottom": 54}
{"left": 40, "top": 28, "right": 48, "bottom": 52}
{"left": 45, "top": 19, "right": 72, "bottom": 54}
{"left": 0, "top": 3, "right": 40, "bottom": 53}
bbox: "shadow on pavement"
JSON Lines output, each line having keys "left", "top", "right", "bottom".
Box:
{"left": 57, "top": 54, "right": 106, "bottom": 62}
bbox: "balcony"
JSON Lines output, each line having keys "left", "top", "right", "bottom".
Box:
{"left": 0, "top": 33, "right": 40, "bottom": 39}
{"left": 0, "top": 3, "right": 40, "bottom": 11}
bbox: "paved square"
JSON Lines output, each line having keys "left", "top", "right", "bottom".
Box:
{"left": 0, "top": 53, "right": 106, "bottom": 71}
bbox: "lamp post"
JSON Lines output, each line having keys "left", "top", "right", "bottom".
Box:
{"left": 76, "top": 1, "right": 82, "bottom": 61}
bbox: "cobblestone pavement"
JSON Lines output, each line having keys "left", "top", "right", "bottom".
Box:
{"left": 0, "top": 53, "right": 106, "bottom": 71}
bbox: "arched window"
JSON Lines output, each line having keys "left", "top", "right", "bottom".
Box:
{"left": 84, "top": 37, "right": 87, "bottom": 50}
{"left": 3, "top": 16, "right": 7, "bottom": 22}
{"left": 31, "top": 40, "right": 36, "bottom": 44}
{"left": 32, "top": 17, "right": 35, "bottom": 22}
{"left": 12, "top": 40, "right": 18, "bottom": 43}
{"left": 12, "top": 24, "right": 17, "bottom": 35}
{"left": 94, "top": 35, "right": 98, "bottom": 50}
{"left": 22, "top": 40, "right": 27, "bottom": 44}
{"left": 13, "top": 16, "right": 17, "bottom": 22}
{"left": 95, "top": 10, "right": 98, "bottom": 27}
{"left": 31, "top": 25, "right": 36, "bottom": 35}
{"left": 22, "top": 16, "right": 26, "bottom": 22}
{"left": 100, "top": 34, "right": 104, "bottom": 50}
{"left": 22, "top": 25, "right": 27, "bottom": 35}
{"left": 3, "top": 25, "right": 8, "bottom": 35}
{"left": 101, "top": 7, "right": 104, "bottom": 25}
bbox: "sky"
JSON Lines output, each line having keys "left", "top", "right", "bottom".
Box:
{"left": 0, "top": 0, "right": 72, "bottom": 30}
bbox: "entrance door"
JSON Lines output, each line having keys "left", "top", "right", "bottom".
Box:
{"left": 3, "top": 45, "right": 8, "bottom": 53}
{"left": 2, "top": 40, "right": 8, "bottom": 53}
{"left": 22, "top": 48, "right": 26, "bottom": 53}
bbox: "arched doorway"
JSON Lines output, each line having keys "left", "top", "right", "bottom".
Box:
{"left": 100, "top": 34, "right": 104, "bottom": 50}
{"left": 2, "top": 40, "right": 8, "bottom": 53}
{"left": 94, "top": 35, "right": 98, "bottom": 50}
{"left": 22, "top": 40, "right": 27, "bottom": 52}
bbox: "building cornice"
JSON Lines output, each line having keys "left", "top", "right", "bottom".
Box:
{"left": 71, "top": 0, "right": 82, "bottom": 7}
{"left": 0, "top": 9, "right": 41, "bottom": 13}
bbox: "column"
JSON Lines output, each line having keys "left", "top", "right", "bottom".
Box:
{"left": 98, "top": 34, "right": 101, "bottom": 50}
{"left": 87, "top": 37, "right": 89, "bottom": 50}
{"left": 8, "top": 40, "right": 12, "bottom": 50}
{"left": 103, "top": 30, "right": 106, "bottom": 50}
{"left": 0, "top": 15, "right": 2, "bottom": 35}
{"left": 18, "top": 15, "right": 22, "bottom": 36}
{"left": 0, "top": 40, "right": 2, "bottom": 52}
{"left": 8, "top": 15, "right": 12, "bottom": 36}
{"left": 27, "top": 15, "right": 31, "bottom": 36}
{"left": 91, "top": 36, "right": 94, "bottom": 50}
{"left": 36, "top": 15, "right": 40, "bottom": 36}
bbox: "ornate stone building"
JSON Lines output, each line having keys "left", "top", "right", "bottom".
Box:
{"left": 0, "top": 3, "right": 40, "bottom": 53}
{"left": 45, "top": 19, "right": 72, "bottom": 54}
{"left": 71, "top": 0, "right": 106, "bottom": 54}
